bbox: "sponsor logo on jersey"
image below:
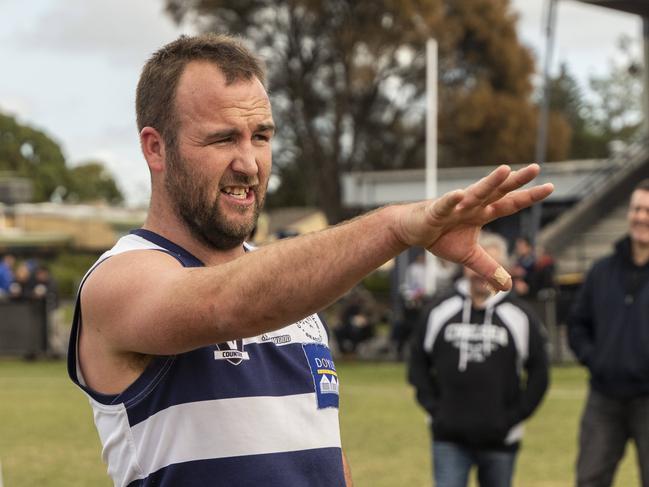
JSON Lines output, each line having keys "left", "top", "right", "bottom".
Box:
{"left": 214, "top": 339, "right": 250, "bottom": 365}
{"left": 261, "top": 333, "right": 292, "bottom": 345}
{"left": 303, "top": 343, "right": 339, "bottom": 409}
{"left": 296, "top": 315, "right": 324, "bottom": 342}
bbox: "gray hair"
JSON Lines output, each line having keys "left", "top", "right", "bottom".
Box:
{"left": 478, "top": 231, "right": 509, "bottom": 266}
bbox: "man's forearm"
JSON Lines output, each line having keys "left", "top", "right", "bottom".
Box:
{"left": 179, "top": 206, "right": 406, "bottom": 340}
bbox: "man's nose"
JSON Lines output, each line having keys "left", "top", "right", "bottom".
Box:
{"left": 231, "top": 141, "right": 259, "bottom": 176}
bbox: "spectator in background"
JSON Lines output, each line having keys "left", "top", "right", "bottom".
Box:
{"left": 529, "top": 245, "right": 556, "bottom": 297}
{"left": 409, "top": 231, "right": 549, "bottom": 487}
{"left": 512, "top": 236, "right": 536, "bottom": 297}
{"left": 9, "top": 262, "right": 35, "bottom": 299}
{"left": 568, "top": 179, "right": 649, "bottom": 486}
{"left": 393, "top": 254, "right": 460, "bottom": 359}
{"left": 0, "top": 254, "right": 16, "bottom": 296}
{"left": 434, "top": 257, "right": 461, "bottom": 296}
{"left": 393, "top": 252, "right": 428, "bottom": 359}
{"left": 334, "top": 286, "right": 374, "bottom": 355}
{"left": 32, "top": 265, "right": 59, "bottom": 310}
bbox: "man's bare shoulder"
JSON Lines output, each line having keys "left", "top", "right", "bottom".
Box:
{"left": 77, "top": 249, "right": 188, "bottom": 394}
{"left": 81, "top": 249, "right": 184, "bottom": 309}
{"left": 79, "top": 249, "right": 188, "bottom": 353}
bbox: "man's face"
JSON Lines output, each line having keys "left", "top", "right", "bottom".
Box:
{"left": 164, "top": 61, "right": 274, "bottom": 250}
{"left": 628, "top": 189, "right": 649, "bottom": 246}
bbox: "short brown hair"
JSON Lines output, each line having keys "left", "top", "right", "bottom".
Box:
{"left": 135, "top": 34, "right": 266, "bottom": 147}
{"left": 634, "top": 179, "right": 649, "bottom": 192}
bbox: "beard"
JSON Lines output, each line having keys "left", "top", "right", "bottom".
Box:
{"left": 164, "top": 146, "right": 265, "bottom": 250}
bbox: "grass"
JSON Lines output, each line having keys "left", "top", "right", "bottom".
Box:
{"left": 0, "top": 360, "right": 640, "bottom": 486}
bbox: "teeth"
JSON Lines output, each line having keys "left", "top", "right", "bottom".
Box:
{"left": 222, "top": 186, "right": 249, "bottom": 199}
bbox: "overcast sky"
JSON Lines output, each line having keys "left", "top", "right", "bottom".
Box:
{"left": 0, "top": 0, "right": 641, "bottom": 206}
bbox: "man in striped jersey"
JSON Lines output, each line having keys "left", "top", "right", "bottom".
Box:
{"left": 68, "top": 33, "right": 553, "bottom": 486}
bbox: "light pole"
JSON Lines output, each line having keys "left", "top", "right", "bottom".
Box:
{"left": 530, "top": 0, "right": 558, "bottom": 244}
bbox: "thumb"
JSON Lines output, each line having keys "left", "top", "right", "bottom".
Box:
{"left": 463, "top": 246, "right": 512, "bottom": 292}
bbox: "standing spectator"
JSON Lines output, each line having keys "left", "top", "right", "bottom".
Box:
{"left": 0, "top": 254, "right": 16, "bottom": 296}
{"left": 32, "top": 265, "right": 59, "bottom": 309}
{"left": 568, "top": 179, "right": 649, "bottom": 487}
{"left": 394, "top": 254, "right": 460, "bottom": 359}
{"left": 408, "top": 232, "right": 549, "bottom": 487}
{"left": 334, "top": 286, "right": 374, "bottom": 355}
{"left": 9, "top": 262, "right": 34, "bottom": 299}
{"left": 512, "top": 236, "right": 536, "bottom": 297}
{"left": 529, "top": 245, "right": 556, "bottom": 296}
{"left": 393, "top": 252, "right": 428, "bottom": 359}
{"left": 434, "top": 257, "right": 460, "bottom": 296}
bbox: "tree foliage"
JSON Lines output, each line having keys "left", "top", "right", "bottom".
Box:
{"left": 165, "top": 0, "right": 568, "bottom": 222}
{"left": 67, "top": 161, "right": 124, "bottom": 205}
{"left": 0, "top": 111, "right": 124, "bottom": 205}
{"left": 585, "top": 35, "right": 642, "bottom": 143}
{"left": 547, "top": 36, "right": 642, "bottom": 161}
{"left": 0, "top": 111, "right": 69, "bottom": 202}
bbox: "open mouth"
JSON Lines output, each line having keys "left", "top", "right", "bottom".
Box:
{"left": 221, "top": 186, "right": 251, "bottom": 200}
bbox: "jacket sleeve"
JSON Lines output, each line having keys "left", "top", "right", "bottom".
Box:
{"left": 509, "top": 311, "right": 549, "bottom": 426}
{"left": 567, "top": 268, "right": 596, "bottom": 367}
{"left": 407, "top": 305, "right": 438, "bottom": 416}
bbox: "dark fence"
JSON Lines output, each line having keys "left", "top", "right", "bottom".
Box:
{"left": 0, "top": 299, "right": 49, "bottom": 357}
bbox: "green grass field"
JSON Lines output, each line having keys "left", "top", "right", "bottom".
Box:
{"left": 0, "top": 360, "right": 640, "bottom": 486}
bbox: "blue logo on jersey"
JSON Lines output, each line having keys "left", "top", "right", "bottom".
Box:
{"left": 303, "top": 343, "right": 339, "bottom": 409}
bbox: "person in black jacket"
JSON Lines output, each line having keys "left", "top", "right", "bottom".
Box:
{"left": 568, "top": 179, "right": 649, "bottom": 487}
{"left": 408, "top": 232, "right": 549, "bottom": 487}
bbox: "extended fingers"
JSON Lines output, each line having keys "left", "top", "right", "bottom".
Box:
{"left": 482, "top": 164, "right": 542, "bottom": 206}
{"left": 459, "top": 165, "right": 511, "bottom": 209}
{"left": 461, "top": 163, "right": 543, "bottom": 210}
{"left": 487, "top": 183, "right": 554, "bottom": 220}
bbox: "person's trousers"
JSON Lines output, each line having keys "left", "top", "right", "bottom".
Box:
{"left": 576, "top": 388, "right": 649, "bottom": 487}
{"left": 432, "top": 440, "right": 517, "bottom": 487}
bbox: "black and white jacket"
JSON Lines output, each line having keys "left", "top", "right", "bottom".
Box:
{"left": 408, "top": 279, "right": 549, "bottom": 451}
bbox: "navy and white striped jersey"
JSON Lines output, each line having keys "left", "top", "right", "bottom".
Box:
{"left": 68, "top": 229, "right": 344, "bottom": 486}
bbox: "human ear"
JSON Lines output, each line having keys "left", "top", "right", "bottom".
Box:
{"left": 140, "top": 127, "right": 166, "bottom": 173}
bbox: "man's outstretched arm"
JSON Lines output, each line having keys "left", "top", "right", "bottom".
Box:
{"left": 82, "top": 163, "right": 553, "bottom": 356}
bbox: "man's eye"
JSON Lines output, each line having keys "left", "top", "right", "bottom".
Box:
{"left": 212, "top": 137, "right": 232, "bottom": 144}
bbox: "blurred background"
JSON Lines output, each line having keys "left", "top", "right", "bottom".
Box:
{"left": 0, "top": 0, "right": 646, "bottom": 485}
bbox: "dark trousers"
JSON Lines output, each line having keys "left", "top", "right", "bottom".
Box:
{"left": 576, "top": 389, "right": 649, "bottom": 487}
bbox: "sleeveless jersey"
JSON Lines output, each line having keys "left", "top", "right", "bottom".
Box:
{"left": 67, "top": 229, "right": 344, "bottom": 486}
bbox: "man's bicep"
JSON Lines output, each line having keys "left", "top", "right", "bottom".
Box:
{"left": 80, "top": 250, "right": 205, "bottom": 355}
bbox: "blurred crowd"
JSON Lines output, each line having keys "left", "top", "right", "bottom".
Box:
{"left": 0, "top": 253, "right": 58, "bottom": 308}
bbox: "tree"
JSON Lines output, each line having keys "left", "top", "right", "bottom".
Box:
{"left": 0, "top": 111, "right": 69, "bottom": 202}
{"left": 547, "top": 37, "right": 642, "bottom": 160}
{"left": 546, "top": 63, "right": 606, "bottom": 159}
{"left": 165, "top": 0, "right": 568, "bottom": 222}
{"left": 0, "top": 111, "right": 124, "bottom": 204}
{"left": 67, "top": 161, "right": 124, "bottom": 205}
{"left": 585, "top": 35, "right": 642, "bottom": 145}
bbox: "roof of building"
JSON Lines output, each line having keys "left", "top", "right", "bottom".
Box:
{"left": 341, "top": 159, "right": 611, "bottom": 208}
{"left": 577, "top": 0, "right": 649, "bottom": 16}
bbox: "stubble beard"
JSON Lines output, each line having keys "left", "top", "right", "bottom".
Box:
{"left": 165, "top": 146, "right": 264, "bottom": 251}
